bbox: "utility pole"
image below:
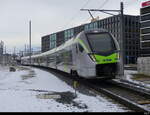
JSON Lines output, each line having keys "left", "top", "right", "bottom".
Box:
{"left": 25, "top": 44, "right": 27, "bottom": 56}
{"left": 14, "top": 47, "right": 16, "bottom": 56}
{"left": 120, "top": 2, "right": 124, "bottom": 77}
{"left": 4, "top": 45, "right": 6, "bottom": 65}
{"left": 81, "top": 2, "right": 125, "bottom": 77}
{"left": 13, "top": 46, "right": 16, "bottom": 65}
{"left": 5, "top": 46, "right": 6, "bottom": 54}
{"left": 29, "top": 20, "right": 32, "bottom": 64}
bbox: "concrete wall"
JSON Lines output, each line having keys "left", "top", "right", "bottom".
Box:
{"left": 137, "top": 57, "right": 150, "bottom": 76}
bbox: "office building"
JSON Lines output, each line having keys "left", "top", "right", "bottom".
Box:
{"left": 140, "top": 0, "right": 150, "bottom": 56}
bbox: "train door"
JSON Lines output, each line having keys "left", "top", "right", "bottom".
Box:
{"left": 76, "top": 43, "right": 85, "bottom": 76}
{"left": 71, "top": 44, "right": 78, "bottom": 72}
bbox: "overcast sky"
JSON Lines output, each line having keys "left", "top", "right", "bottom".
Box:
{"left": 0, "top": 0, "right": 146, "bottom": 54}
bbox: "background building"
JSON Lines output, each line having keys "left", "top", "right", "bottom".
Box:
{"left": 0, "top": 41, "right": 13, "bottom": 65}
{"left": 0, "top": 41, "right": 4, "bottom": 56}
{"left": 42, "top": 14, "right": 140, "bottom": 64}
{"left": 140, "top": 0, "right": 150, "bottom": 57}
{"left": 0, "top": 41, "right": 4, "bottom": 65}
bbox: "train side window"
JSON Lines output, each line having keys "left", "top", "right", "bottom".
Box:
{"left": 78, "top": 44, "right": 84, "bottom": 53}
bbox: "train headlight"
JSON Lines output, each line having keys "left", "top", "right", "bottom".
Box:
{"left": 117, "top": 53, "right": 120, "bottom": 59}
{"left": 115, "top": 53, "right": 120, "bottom": 61}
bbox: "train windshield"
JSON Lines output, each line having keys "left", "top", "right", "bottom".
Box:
{"left": 87, "top": 33, "right": 116, "bottom": 53}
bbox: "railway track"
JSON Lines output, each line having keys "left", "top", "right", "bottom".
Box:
{"left": 32, "top": 66, "right": 150, "bottom": 113}
{"left": 87, "top": 80, "right": 150, "bottom": 112}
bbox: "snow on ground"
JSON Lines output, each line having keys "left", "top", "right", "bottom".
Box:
{"left": 124, "top": 70, "right": 150, "bottom": 89}
{"left": 0, "top": 65, "right": 129, "bottom": 112}
{"left": 124, "top": 70, "right": 138, "bottom": 81}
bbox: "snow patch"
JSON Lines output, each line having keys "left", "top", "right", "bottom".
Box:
{"left": 0, "top": 66, "right": 129, "bottom": 112}
{"left": 124, "top": 70, "right": 150, "bottom": 89}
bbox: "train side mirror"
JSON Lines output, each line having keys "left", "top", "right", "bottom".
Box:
{"left": 114, "top": 50, "right": 120, "bottom": 53}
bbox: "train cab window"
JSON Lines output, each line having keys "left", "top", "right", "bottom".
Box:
{"left": 87, "top": 33, "right": 116, "bottom": 53}
{"left": 78, "top": 44, "right": 84, "bottom": 53}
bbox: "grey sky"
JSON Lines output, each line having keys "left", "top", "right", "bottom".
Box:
{"left": 0, "top": 0, "right": 145, "bottom": 53}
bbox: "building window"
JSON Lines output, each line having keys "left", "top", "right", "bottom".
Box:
{"left": 141, "top": 21, "right": 150, "bottom": 28}
{"left": 141, "top": 35, "right": 150, "bottom": 41}
{"left": 141, "top": 6, "right": 150, "bottom": 15}
{"left": 64, "top": 29, "right": 74, "bottom": 41}
{"left": 50, "top": 34, "right": 56, "bottom": 49}
{"left": 141, "top": 42, "right": 150, "bottom": 48}
{"left": 140, "top": 14, "right": 150, "bottom": 22}
{"left": 141, "top": 28, "right": 150, "bottom": 34}
{"left": 84, "top": 22, "right": 98, "bottom": 31}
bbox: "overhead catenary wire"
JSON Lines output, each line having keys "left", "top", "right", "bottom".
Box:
{"left": 61, "top": 0, "right": 110, "bottom": 29}
{"left": 61, "top": 0, "right": 91, "bottom": 29}
{"left": 93, "top": 0, "right": 110, "bottom": 17}
{"left": 83, "top": 0, "right": 109, "bottom": 23}
{"left": 98, "top": 0, "right": 109, "bottom": 9}
{"left": 81, "top": 0, "right": 91, "bottom": 9}
{"left": 83, "top": 0, "right": 141, "bottom": 23}
{"left": 61, "top": 0, "right": 140, "bottom": 30}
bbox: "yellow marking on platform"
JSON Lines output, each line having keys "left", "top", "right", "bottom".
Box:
{"left": 137, "top": 100, "right": 150, "bottom": 105}
{"left": 36, "top": 94, "right": 61, "bottom": 99}
{"left": 73, "top": 81, "right": 79, "bottom": 89}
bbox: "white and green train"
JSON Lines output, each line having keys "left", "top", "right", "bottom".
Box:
{"left": 21, "top": 29, "right": 120, "bottom": 79}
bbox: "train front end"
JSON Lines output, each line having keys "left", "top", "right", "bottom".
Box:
{"left": 78, "top": 29, "right": 120, "bottom": 79}
{"left": 88, "top": 31, "right": 119, "bottom": 78}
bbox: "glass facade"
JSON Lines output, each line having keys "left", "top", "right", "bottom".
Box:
{"left": 84, "top": 22, "right": 98, "bottom": 30}
{"left": 49, "top": 34, "right": 57, "bottom": 49}
{"left": 64, "top": 29, "right": 74, "bottom": 41}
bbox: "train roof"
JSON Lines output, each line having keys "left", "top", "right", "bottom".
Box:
{"left": 83, "top": 28, "right": 109, "bottom": 34}
{"left": 22, "top": 36, "right": 76, "bottom": 59}
{"left": 21, "top": 28, "right": 111, "bottom": 60}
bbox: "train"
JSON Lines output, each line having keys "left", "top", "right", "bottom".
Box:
{"left": 21, "top": 29, "right": 120, "bottom": 79}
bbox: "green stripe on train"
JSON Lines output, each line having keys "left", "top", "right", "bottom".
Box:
{"left": 94, "top": 53, "right": 119, "bottom": 64}
{"left": 78, "top": 39, "right": 90, "bottom": 53}
{"left": 77, "top": 38, "right": 119, "bottom": 64}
